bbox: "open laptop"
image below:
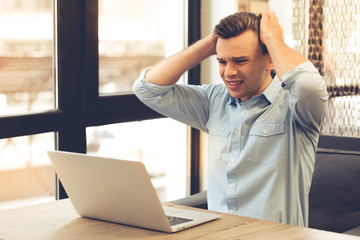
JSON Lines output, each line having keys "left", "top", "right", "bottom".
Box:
{"left": 47, "top": 150, "right": 220, "bottom": 233}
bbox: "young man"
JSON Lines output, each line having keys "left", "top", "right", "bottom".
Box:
{"left": 133, "top": 11, "right": 328, "bottom": 227}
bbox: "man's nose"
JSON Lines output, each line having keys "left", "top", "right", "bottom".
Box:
{"left": 224, "top": 63, "right": 238, "bottom": 77}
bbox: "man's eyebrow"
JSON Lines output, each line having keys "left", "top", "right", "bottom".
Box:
{"left": 232, "top": 56, "right": 249, "bottom": 61}
{"left": 216, "top": 56, "right": 249, "bottom": 62}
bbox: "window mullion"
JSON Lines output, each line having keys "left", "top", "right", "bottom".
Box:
{"left": 56, "top": 0, "right": 88, "bottom": 199}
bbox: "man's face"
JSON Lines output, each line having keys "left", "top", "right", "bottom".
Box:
{"left": 216, "top": 30, "right": 273, "bottom": 102}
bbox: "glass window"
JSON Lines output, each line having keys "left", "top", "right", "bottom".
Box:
{"left": 0, "top": 133, "right": 55, "bottom": 210}
{"left": 98, "top": 0, "right": 185, "bottom": 94}
{"left": 0, "top": 0, "right": 54, "bottom": 116}
{"left": 87, "top": 119, "right": 188, "bottom": 202}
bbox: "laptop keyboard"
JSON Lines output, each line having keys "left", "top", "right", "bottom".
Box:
{"left": 166, "top": 215, "right": 194, "bottom": 226}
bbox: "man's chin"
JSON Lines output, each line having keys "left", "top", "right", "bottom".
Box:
{"left": 228, "top": 91, "right": 244, "bottom": 101}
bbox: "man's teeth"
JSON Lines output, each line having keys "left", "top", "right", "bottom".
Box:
{"left": 228, "top": 81, "right": 243, "bottom": 86}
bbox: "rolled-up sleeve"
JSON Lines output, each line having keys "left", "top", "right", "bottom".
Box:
{"left": 133, "top": 68, "right": 174, "bottom": 97}
{"left": 133, "top": 69, "right": 210, "bottom": 132}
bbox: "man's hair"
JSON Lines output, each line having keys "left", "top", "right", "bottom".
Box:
{"left": 214, "top": 12, "right": 268, "bottom": 54}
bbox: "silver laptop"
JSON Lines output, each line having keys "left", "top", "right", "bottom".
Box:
{"left": 47, "top": 150, "right": 220, "bottom": 233}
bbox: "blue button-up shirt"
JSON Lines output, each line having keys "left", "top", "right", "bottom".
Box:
{"left": 133, "top": 61, "right": 328, "bottom": 227}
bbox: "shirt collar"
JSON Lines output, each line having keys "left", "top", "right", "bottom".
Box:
{"left": 229, "top": 95, "right": 237, "bottom": 105}
{"left": 227, "top": 75, "right": 282, "bottom": 105}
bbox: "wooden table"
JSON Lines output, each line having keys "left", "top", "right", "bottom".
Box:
{"left": 1, "top": 199, "right": 359, "bottom": 240}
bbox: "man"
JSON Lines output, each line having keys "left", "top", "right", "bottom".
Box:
{"left": 133, "top": 11, "right": 328, "bottom": 227}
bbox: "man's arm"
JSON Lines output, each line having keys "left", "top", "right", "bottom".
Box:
{"left": 259, "top": 11, "right": 308, "bottom": 79}
{"left": 145, "top": 34, "right": 217, "bottom": 85}
{"left": 260, "top": 11, "right": 328, "bottom": 135}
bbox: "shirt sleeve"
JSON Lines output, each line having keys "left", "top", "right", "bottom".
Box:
{"left": 281, "top": 61, "right": 329, "bottom": 138}
{"left": 132, "top": 69, "right": 210, "bottom": 132}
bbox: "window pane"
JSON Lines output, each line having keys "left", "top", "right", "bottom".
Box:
{"left": 98, "top": 0, "right": 185, "bottom": 94}
{"left": 0, "top": 0, "right": 54, "bottom": 116}
{"left": 87, "top": 119, "right": 187, "bottom": 202}
{"left": 0, "top": 133, "right": 55, "bottom": 210}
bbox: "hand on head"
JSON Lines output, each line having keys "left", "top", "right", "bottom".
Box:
{"left": 206, "top": 33, "right": 218, "bottom": 56}
{"left": 258, "top": 11, "right": 284, "bottom": 47}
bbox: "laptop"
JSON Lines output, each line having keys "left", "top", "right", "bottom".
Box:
{"left": 47, "top": 150, "right": 220, "bottom": 233}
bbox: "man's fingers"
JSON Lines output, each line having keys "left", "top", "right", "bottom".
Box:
{"left": 259, "top": 11, "right": 285, "bottom": 44}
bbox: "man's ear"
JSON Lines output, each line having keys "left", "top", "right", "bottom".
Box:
{"left": 266, "top": 58, "right": 274, "bottom": 71}
{"left": 266, "top": 58, "right": 276, "bottom": 78}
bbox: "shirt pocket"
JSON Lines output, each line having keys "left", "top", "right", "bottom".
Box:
{"left": 247, "top": 121, "right": 285, "bottom": 164}
{"left": 207, "top": 126, "right": 231, "bottom": 161}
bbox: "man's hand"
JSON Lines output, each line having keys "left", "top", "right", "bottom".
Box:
{"left": 259, "top": 11, "right": 284, "bottom": 47}
{"left": 206, "top": 33, "right": 218, "bottom": 56}
{"left": 258, "top": 11, "right": 308, "bottom": 79}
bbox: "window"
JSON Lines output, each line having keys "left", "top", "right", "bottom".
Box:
{"left": 98, "top": 0, "right": 185, "bottom": 94}
{"left": 0, "top": 0, "right": 200, "bottom": 209}
{"left": 0, "top": 0, "right": 55, "bottom": 209}
{"left": 0, "top": 133, "right": 55, "bottom": 210}
{"left": 0, "top": 0, "right": 54, "bottom": 115}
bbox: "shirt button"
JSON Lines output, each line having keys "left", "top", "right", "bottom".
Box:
{"left": 229, "top": 210, "right": 235, "bottom": 214}
{"left": 243, "top": 106, "right": 248, "bottom": 110}
{"left": 229, "top": 184, "right": 234, "bottom": 189}
{"left": 263, "top": 129, "right": 268, "bottom": 134}
{"left": 230, "top": 158, "right": 235, "bottom": 162}
{"left": 234, "top": 129, "right": 239, "bottom": 135}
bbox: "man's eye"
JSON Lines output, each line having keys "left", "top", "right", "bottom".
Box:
{"left": 218, "top": 61, "right": 226, "bottom": 65}
{"left": 235, "top": 60, "right": 247, "bottom": 65}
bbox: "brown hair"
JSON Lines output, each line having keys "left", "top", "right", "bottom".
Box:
{"left": 214, "top": 12, "right": 268, "bottom": 54}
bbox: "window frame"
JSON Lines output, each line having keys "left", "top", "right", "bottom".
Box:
{"left": 0, "top": 0, "right": 201, "bottom": 200}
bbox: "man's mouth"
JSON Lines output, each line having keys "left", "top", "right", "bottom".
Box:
{"left": 226, "top": 80, "right": 244, "bottom": 86}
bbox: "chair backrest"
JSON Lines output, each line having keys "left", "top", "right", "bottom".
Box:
{"left": 309, "top": 136, "right": 360, "bottom": 233}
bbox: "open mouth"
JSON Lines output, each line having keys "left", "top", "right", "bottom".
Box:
{"left": 226, "top": 80, "right": 244, "bottom": 86}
